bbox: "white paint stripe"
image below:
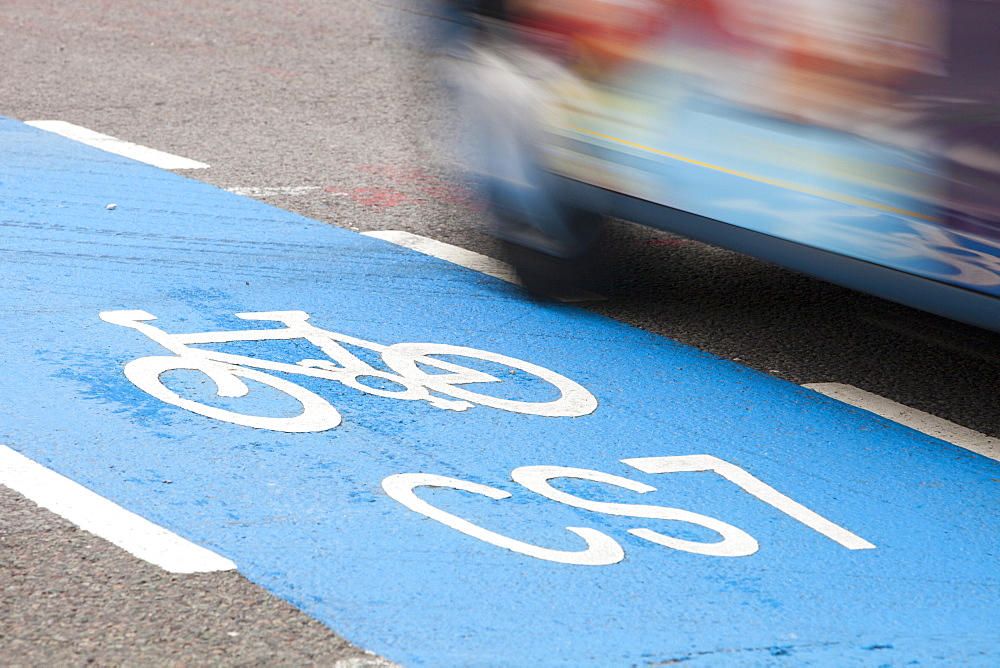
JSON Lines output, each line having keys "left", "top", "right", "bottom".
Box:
{"left": 362, "top": 230, "right": 605, "bottom": 303}
{"left": 804, "top": 383, "right": 1000, "bottom": 462}
{"left": 333, "top": 654, "right": 400, "bottom": 668}
{"left": 0, "top": 445, "right": 237, "bottom": 573}
{"left": 25, "top": 120, "right": 210, "bottom": 170}
{"left": 226, "top": 186, "right": 323, "bottom": 197}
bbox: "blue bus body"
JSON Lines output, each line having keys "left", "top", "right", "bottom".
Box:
{"left": 448, "top": 0, "right": 1000, "bottom": 331}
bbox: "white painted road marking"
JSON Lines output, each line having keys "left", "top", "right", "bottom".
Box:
{"left": 225, "top": 186, "right": 325, "bottom": 197}
{"left": 362, "top": 230, "right": 606, "bottom": 303}
{"left": 620, "top": 455, "right": 876, "bottom": 550}
{"left": 100, "top": 308, "right": 598, "bottom": 431}
{"left": 0, "top": 444, "right": 236, "bottom": 574}
{"left": 806, "top": 382, "right": 1000, "bottom": 462}
{"left": 25, "top": 120, "right": 210, "bottom": 170}
{"left": 384, "top": 455, "right": 873, "bottom": 564}
{"left": 381, "top": 473, "right": 626, "bottom": 566}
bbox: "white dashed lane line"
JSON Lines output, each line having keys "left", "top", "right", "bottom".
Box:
{"left": 25, "top": 120, "right": 210, "bottom": 170}
{"left": 806, "top": 383, "right": 1000, "bottom": 462}
{"left": 362, "top": 229, "right": 606, "bottom": 303}
{"left": 225, "top": 186, "right": 327, "bottom": 197}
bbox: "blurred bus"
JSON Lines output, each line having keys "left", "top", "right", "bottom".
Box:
{"left": 444, "top": 0, "right": 1000, "bottom": 332}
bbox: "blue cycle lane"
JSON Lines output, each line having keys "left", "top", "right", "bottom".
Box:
{"left": 1, "top": 114, "right": 998, "bottom": 665}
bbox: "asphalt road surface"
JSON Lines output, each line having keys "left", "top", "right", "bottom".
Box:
{"left": 1, "top": 1, "right": 998, "bottom": 665}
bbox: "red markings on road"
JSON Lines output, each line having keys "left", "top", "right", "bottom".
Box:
{"left": 346, "top": 187, "right": 424, "bottom": 209}
{"left": 358, "top": 166, "right": 483, "bottom": 212}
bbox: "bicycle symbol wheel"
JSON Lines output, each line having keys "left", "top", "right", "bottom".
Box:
{"left": 124, "top": 356, "right": 342, "bottom": 433}
{"left": 381, "top": 343, "right": 598, "bottom": 417}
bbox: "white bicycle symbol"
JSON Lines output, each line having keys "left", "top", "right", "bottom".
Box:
{"left": 100, "top": 309, "right": 598, "bottom": 432}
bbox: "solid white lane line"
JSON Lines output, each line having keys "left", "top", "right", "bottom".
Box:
{"left": 25, "top": 120, "right": 210, "bottom": 170}
{"left": 804, "top": 383, "right": 1000, "bottom": 462}
{"left": 0, "top": 445, "right": 237, "bottom": 574}
{"left": 362, "top": 230, "right": 606, "bottom": 303}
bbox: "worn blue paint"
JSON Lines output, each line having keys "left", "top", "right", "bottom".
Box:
{"left": 1, "top": 115, "right": 998, "bottom": 666}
